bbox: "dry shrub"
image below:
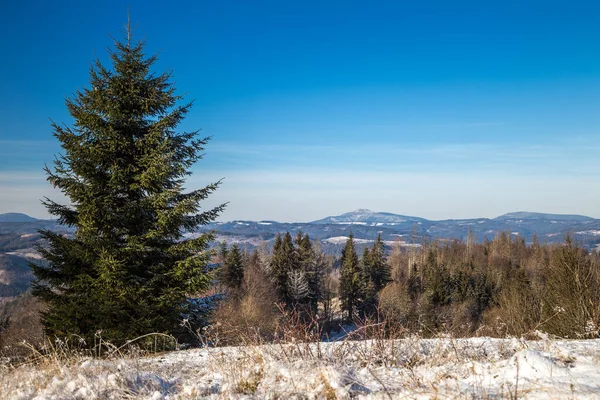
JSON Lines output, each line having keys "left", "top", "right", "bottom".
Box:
{"left": 212, "top": 294, "right": 280, "bottom": 345}
{"left": 0, "top": 292, "right": 45, "bottom": 358}
{"left": 542, "top": 238, "right": 600, "bottom": 337}
{"left": 378, "top": 282, "right": 411, "bottom": 326}
{"left": 210, "top": 257, "right": 281, "bottom": 345}
{"left": 481, "top": 282, "right": 542, "bottom": 337}
{"left": 450, "top": 301, "right": 475, "bottom": 336}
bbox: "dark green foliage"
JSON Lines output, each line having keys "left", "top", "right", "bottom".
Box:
{"left": 423, "top": 250, "right": 453, "bottom": 306}
{"left": 265, "top": 231, "right": 329, "bottom": 317}
{"left": 360, "top": 234, "right": 391, "bottom": 316}
{"left": 222, "top": 244, "right": 244, "bottom": 290}
{"left": 269, "top": 232, "right": 299, "bottom": 307}
{"left": 270, "top": 234, "right": 287, "bottom": 305}
{"left": 294, "top": 231, "right": 325, "bottom": 313}
{"left": 295, "top": 231, "right": 312, "bottom": 263}
{"left": 368, "top": 234, "right": 391, "bottom": 293}
{"left": 359, "top": 247, "right": 376, "bottom": 315}
{"left": 218, "top": 241, "right": 229, "bottom": 264}
{"left": 339, "top": 234, "right": 362, "bottom": 321}
{"left": 31, "top": 30, "right": 225, "bottom": 345}
{"left": 457, "top": 268, "right": 495, "bottom": 320}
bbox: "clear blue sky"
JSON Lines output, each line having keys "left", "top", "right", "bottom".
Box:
{"left": 1, "top": 0, "right": 599, "bottom": 221}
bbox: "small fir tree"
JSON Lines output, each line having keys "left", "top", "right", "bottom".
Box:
{"left": 369, "top": 234, "right": 391, "bottom": 293}
{"left": 291, "top": 231, "right": 327, "bottom": 315}
{"left": 222, "top": 244, "right": 244, "bottom": 290}
{"left": 218, "top": 241, "right": 229, "bottom": 264}
{"left": 31, "top": 26, "right": 225, "bottom": 344}
{"left": 339, "top": 234, "right": 362, "bottom": 321}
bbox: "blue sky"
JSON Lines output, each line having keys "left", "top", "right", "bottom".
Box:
{"left": 1, "top": 1, "right": 599, "bottom": 221}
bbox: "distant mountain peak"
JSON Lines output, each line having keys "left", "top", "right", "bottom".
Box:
{"left": 495, "top": 211, "right": 592, "bottom": 221}
{"left": 342, "top": 209, "right": 375, "bottom": 216}
{"left": 311, "top": 209, "right": 426, "bottom": 225}
{"left": 350, "top": 208, "right": 372, "bottom": 213}
{"left": 0, "top": 213, "right": 38, "bottom": 223}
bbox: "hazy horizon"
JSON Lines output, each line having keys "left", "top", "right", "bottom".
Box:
{"left": 2, "top": 204, "right": 598, "bottom": 225}
{"left": 1, "top": 1, "right": 599, "bottom": 221}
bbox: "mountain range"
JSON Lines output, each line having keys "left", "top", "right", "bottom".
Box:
{"left": 192, "top": 209, "right": 600, "bottom": 251}
{"left": 2, "top": 209, "right": 600, "bottom": 253}
{"left": 1, "top": 209, "right": 599, "bottom": 300}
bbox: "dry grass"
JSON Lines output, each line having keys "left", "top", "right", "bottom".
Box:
{"left": 3, "top": 324, "right": 600, "bottom": 399}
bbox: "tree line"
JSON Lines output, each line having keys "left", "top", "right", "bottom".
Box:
{"left": 212, "top": 230, "right": 600, "bottom": 342}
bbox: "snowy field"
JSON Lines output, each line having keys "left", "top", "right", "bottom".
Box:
{"left": 2, "top": 336, "right": 600, "bottom": 399}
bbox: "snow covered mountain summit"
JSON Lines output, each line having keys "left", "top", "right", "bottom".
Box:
{"left": 311, "top": 209, "right": 427, "bottom": 225}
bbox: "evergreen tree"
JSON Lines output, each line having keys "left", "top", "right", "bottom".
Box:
{"left": 293, "top": 231, "right": 328, "bottom": 314}
{"left": 222, "top": 244, "right": 244, "bottom": 290}
{"left": 31, "top": 27, "right": 225, "bottom": 345}
{"left": 218, "top": 241, "right": 229, "bottom": 264}
{"left": 270, "top": 231, "right": 308, "bottom": 308}
{"left": 362, "top": 247, "right": 371, "bottom": 269}
{"left": 358, "top": 235, "right": 391, "bottom": 316}
{"left": 269, "top": 234, "right": 284, "bottom": 301}
{"left": 360, "top": 246, "right": 376, "bottom": 315}
{"left": 269, "top": 233, "right": 289, "bottom": 305}
{"left": 369, "top": 234, "right": 391, "bottom": 293}
{"left": 304, "top": 236, "right": 328, "bottom": 315}
{"left": 295, "top": 231, "right": 313, "bottom": 267}
{"left": 339, "top": 234, "right": 362, "bottom": 321}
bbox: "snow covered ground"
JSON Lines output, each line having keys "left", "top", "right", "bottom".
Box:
{"left": 2, "top": 336, "right": 600, "bottom": 399}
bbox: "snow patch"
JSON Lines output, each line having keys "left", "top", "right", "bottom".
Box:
{"left": 325, "top": 236, "right": 372, "bottom": 244}
{"left": 3, "top": 338, "right": 600, "bottom": 399}
{"left": 576, "top": 230, "right": 600, "bottom": 236}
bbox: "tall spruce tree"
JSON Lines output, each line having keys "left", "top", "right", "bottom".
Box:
{"left": 299, "top": 233, "right": 326, "bottom": 314}
{"left": 269, "top": 233, "right": 286, "bottom": 303}
{"left": 369, "top": 234, "right": 391, "bottom": 293}
{"left": 360, "top": 234, "right": 390, "bottom": 316}
{"left": 269, "top": 232, "right": 298, "bottom": 307}
{"left": 31, "top": 27, "right": 225, "bottom": 344}
{"left": 339, "top": 234, "right": 362, "bottom": 321}
{"left": 222, "top": 244, "right": 244, "bottom": 290}
{"left": 360, "top": 247, "right": 376, "bottom": 314}
{"left": 293, "top": 231, "right": 313, "bottom": 308}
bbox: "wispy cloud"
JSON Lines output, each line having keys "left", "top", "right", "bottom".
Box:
{"left": 189, "top": 167, "right": 600, "bottom": 222}
{"left": 0, "top": 171, "right": 47, "bottom": 185}
{"left": 203, "top": 140, "right": 599, "bottom": 176}
{"left": 2, "top": 138, "right": 598, "bottom": 221}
